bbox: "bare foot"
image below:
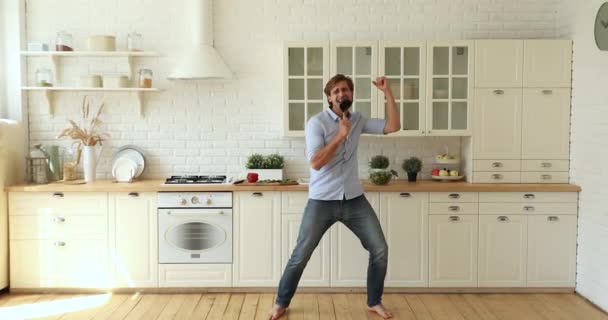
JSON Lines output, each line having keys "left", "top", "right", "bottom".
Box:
{"left": 367, "top": 303, "right": 394, "bottom": 319}
{"left": 268, "top": 303, "right": 287, "bottom": 320}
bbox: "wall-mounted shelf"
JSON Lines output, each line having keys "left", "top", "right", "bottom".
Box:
{"left": 21, "top": 87, "right": 161, "bottom": 117}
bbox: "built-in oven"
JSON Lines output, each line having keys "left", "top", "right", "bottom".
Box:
{"left": 158, "top": 192, "right": 232, "bottom": 264}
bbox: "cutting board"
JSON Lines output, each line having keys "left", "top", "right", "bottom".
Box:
{"left": 234, "top": 181, "right": 299, "bottom": 186}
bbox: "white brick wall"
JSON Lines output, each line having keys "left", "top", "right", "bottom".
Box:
{"left": 559, "top": 0, "right": 608, "bottom": 313}
{"left": 23, "top": 0, "right": 562, "bottom": 180}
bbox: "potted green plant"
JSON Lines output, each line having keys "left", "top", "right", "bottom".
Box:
{"left": 245, "top": 153, "right": 284, "bottom": 180}
{"left": 368, "top": 155, "right": 398, "bottom": 185}
{"left": 402, "top": 156, "right": 422, "bottom": 182}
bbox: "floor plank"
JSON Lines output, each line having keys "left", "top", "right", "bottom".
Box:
{"left": 59, "top": 294, "right": 122, "bottom": 320}
{"left": 302, "top": 294, "right": 319, "bottom": 320}
{"left": 419, "top": 294, "right": 465, "bottom": 320}
{"left": 206, "top": 293, "right": 231, "bottom": 320}
{"left": 254, "top": 293, "right": 274, "bottom": 320}
{"left": 154, "top": 294, "right": 187, "bottom": 320}
{"left": 403, "top": 294, "right": 433, "bottom": 320}
{"left": 224, "top": 294, "right": 245, "bottom": 320}
{"left": 239, "top": 293, "right": 260, "bottom": 320}
{"left": 317, "top": 294, "right": 336, "bottom": 320}
{"left": 170, "top": 294, "right": 202, "bottom": 319}
{"left": 381, "top": 294, "right": 415, "bottom": 320}
{"left": 331, "top": 294, "right": 352, "bottom": 320}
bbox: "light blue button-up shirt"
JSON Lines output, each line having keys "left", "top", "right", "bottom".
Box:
{"left": 306, "top": 109, "right": 386, "bottom": 200}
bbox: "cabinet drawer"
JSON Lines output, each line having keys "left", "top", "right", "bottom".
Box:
{"left": 474, "top": 160, "right": 521, "bottom": 171}
{"left": 10, "top": 239, "right": 109, "bottom": 288}
{"left": 430, "top": 192, "right": 478, "bottom": 203}
{"left": 479, "top": 192, "right": 578, "bottom": 203}
{"left": 9, "top": 192, "right": 108, "bottom": 216}
{"left": 473, "top": 172, "right": 521, "bottom": 183}
{"left": 521, "top": 172, "right": 569, "bottom": 184}
{"left": 521, "top": 160, "right": 569, "bottom": 172}
{"left": 479, "top": 203, "right": 577, "bottom": 215}
{"left": 10, "top": 215, "right": 107, "bottom": 239}
{"left": 429, "top": 203, "right": 478, "bottom": 215}
{"left": 281, "top": 192, "right": 309, "bottom": 214}
{"left": 159, "top": 264, "right": 232, "bottom": 287}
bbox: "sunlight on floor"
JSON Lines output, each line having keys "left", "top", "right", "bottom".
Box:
{"left": 0, "top": 293, "right": 113, "bottom": 320}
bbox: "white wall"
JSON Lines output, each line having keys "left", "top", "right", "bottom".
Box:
{"left": 0, "top": 1, "right": 6, "bottom": 119}
{"left": 21, "top": 0, "right": 563, "bottom": 180}
{"left": 559, "top": 0, "right": 608, "bottom": 312}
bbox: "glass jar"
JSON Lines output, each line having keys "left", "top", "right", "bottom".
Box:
{"left": 138, "top": 69, "right": 153, "bottom": 88}
{"left": 62, "top": 147, "right": 79, "bottom": 181}
{"left": 35, "top": 68, "right": 53, "bottom": 87}
{"left": 55, "top": 31, "right": 74, "bottom": 51}
{"left": 127, "top": 32, "right": 143, "bottom": 52}
{"left": 27, "top": 144, "right": 49, "bottom": 184}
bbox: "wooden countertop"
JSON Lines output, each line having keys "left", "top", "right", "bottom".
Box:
{"left": 5, "top": 179, "right": 582, "bottom": 192}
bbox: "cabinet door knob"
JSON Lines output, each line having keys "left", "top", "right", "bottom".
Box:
{"left": 449, "top": 216, "right": 460, "bottom": 221}
{"left": 491, "top": 162, "right": 503, "bottom": 168}
{"left": 252, "top": 192, "right": 263, "bottom": 197}
{"left": 128, "top": 192, "right": 139, "bottom": 197}
{"left": 523, "top": 193, "right": 535, "bottom": 199}
{"left": 52, "top": 192, "right": 64, "bottom": 198}
{"left": 54, "top": 241, "right": 66, "bottom": 247}
{"left": 399, "top": 193, "right": 411, "bottom": 198}
{"left": 541, "top": 89, "right": 553, "bottom": 94}
{"left": 448, "top": 193, "right": 460, "bottom": 199}
{"left": 493, "top": 89, "right": 504, "bottom": 95}
{"left": 548, "top": 216, "right": 559, "bottom": 221}
{"left": 524, "top": 206, "right": 535, "bottom": 211}
{"left": 448, "top": 206, "right": 460, "bottom": 211}
{"left": 491, "top": 174, "right": 503, "bottom": 180}
{"left": 53, "top": 216, "right": 66, "bottom": 223}
{"left": 497, "top": 216, "right": 509, "bottom": 222}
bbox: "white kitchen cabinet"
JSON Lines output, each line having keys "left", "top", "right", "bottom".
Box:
{"left": 527, "top": 215, "right": 577, "bottom": 287}
{"left": 426, "top": 41, "right": 474, "bottom": 136}
{"left": 473, "top": 88, "right": 522, "bottom": 159}
{"left": 233, "top": 191, "right": 281, "bottom": 286}
{"left": 109, "top": 192, "right": 158, "bottom": 288}
{"left": 330, "top": 193, "right": 379, "bottom": 287}
{"left": 523, "top": 40, "right": 572, "bottom": 88}
{"left": 478, "top": 214, "right": 527, "bottom": 287}
{"left": 429, "top": 214, "right": 478, "bottom": 287}
{"left": 475, "top": 40, "right": 524, "bottom": 88}
{"left": 379, "top": 41, "right": 427, "bottom": 135}
{"left": 284, "top": 41, "right": 330, "bottom": 136}
{"left": 331, "top": 41, "right": 379, "bottom": 120}
{"left": 379, "top": 192, "right": 428, "bottom": 287}
{"left": 521, "top": 88, "right": 571, "bottom": 160}
{"left": 159, "top": 264, "right": 232, "bottom": 288}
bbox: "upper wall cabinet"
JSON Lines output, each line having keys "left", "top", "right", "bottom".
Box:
{"left": 284, "top": 42, "right": 330, "bottom": 136}
{"left": 475, "top": 40, "right": 524, "bottom": 88}
{"left": 379, "top": 42, "right": 427, "bottom": 136}
{"left": 523, "top": 40, "right": 572, "bottom": 87}
{"left": 330, "top": 41, "right": 379, "bottom": 120}
{"left": 426, "top": 41, "right": 474, "bottom": 136}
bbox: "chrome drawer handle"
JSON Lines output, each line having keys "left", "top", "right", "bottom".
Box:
{"left": 128, "top": 192, "right": 139, "bottom": 197}
{"left": 52, "top": 192, "right": 64, "bottom": 198}
{"left": 54, "top": 241, "right": 66, "bottom": 247}
{"left": 400, "top": 193, "right": 411, "bottom": 198}
{"left": 493, "top": 89, "right": 504, "bottom": 95}
{"left": 448, "top": 206, "right": 460, "bottom": 211}
{"left": 523, "top": 194, "right": 535, "bottom": 199}
{"left": 524, "top": 206, "right": 535, "bottom": 211}
{"left": 448, "top": 193, "right": 460, "bottom": 199}
{"left": 252, "top": 192, "right": 263, "bottom": 197}
{"left": 541, "top": 162, "right": 552, "bottom": 168}
{"left": 541, "top": 89, "right": 553, "bottom": 94}
{"left": 491, "top": 174, "right": 503, "bottom": 179}
{"left": 548, "top": 216, "right": 559, "bottom": 221}
{"left": 449, "top": 216, "right": 460, "bottom": 221}
{"left": 541, "top": 174, "right": 552, "bottom": 180}
{"left": 497, "top": 216, "right": 509, "bottom": 222}
{"left": 491, "top": 162, "right": 503, "bottom": 168}
{"left": 53, "top": 217, "right": 66, "bottom": 223}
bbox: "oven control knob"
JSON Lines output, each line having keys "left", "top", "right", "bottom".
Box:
{"left": 191, "top": 196, "right": 200, "bottom": 204}
{"left": 179, "top": 198, "right": 188, "bottom": 206}
{"left": 205, "top": 198, "right": 212, "bottom": 205}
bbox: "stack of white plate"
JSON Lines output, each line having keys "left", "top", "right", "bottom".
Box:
{"left": 111, "top": 145, "right": 145, "bottom": 182}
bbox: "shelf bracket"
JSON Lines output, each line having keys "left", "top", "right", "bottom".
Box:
{"left": 127, "top": 56, "right": 134, "bottom": 82}
{"left": 135, "top": 91, "right": 144, "bottom": 117}
{"left": 50, "top": 55, "right": 60, "bottom": 84}
{"left": 45, "top": 90, "right": 54, "bottom": 118}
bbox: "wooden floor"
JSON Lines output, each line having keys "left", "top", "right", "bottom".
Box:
{"left": 0, "top": 292, "right": 606, "bottom": 320}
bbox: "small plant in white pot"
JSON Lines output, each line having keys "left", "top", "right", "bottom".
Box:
{"left": 245, "top": 153, "right": 284, "bottom": 180}
{"left": 368, "top": 155, "right": 398, "bottom": 185}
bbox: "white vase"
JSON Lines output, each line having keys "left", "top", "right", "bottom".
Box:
{"left": 82, "top": 145, "right": 102, "bottom": 183}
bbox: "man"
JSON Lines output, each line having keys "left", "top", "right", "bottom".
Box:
{"left": 268, "top": 74, "right": 400, "bottom": 320}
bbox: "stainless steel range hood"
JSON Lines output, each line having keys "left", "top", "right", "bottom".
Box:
{"left": 168, "top": 0, "right": 232, "bottom": 80}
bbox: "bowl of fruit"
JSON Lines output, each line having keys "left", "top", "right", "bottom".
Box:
{"left": 431, "top": 168, "right": 464, "bottom": 181}
{"left": 435, "top": 154, "right": 460, "bottom": 165}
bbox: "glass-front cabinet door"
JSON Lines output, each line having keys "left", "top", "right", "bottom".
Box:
{"left": 426, "top": 41, "right": 473, "bottom": 136}
{"left": 331, "top": 42, "right": 378, "bottom": 120}
{"left": 284, "top": 42, "right": 329, "bottom": 136}
{"left": 379, "top": 42, "right": 426, "bottom": 136}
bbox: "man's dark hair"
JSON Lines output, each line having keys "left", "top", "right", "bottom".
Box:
{"left": 324, "top": 74, "right": 354, "bottom": 104}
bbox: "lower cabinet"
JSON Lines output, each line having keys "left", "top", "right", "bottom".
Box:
{"left": 233, "top": 191, "right": 282, "bottom": 287}
{"left": 159, "top": 264, "right": 232, "bottom": 287}
{"left": 429, "top": 214, "right": 478, "bottom": 287}
{"left": 109, "top": 192, "right": 158, "bottom": 288}
{"left": 478, "top": 214, "right": 528, "bottom": 287}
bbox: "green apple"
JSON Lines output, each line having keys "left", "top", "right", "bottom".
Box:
{"left": 439, "top": 169, "right": 449, "bottom": 176}
{"left": 449, "top": 170, "right": 459, "bottom": 176}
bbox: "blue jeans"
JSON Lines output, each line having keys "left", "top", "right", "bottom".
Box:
{"left": 275, "top": 194, "right": 388, "bottom": 307}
